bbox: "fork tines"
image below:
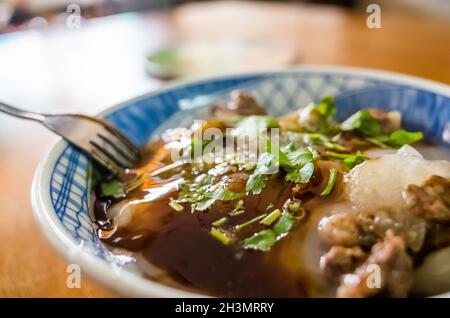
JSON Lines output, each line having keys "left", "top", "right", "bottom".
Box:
{"left": 89, "top": 126, "right": 141, "bottom": 176}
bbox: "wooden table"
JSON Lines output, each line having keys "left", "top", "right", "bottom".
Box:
{"left": 0, "top": 1, "right": 449, "bottom": 297}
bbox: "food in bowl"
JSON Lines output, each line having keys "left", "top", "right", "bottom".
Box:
{"left": 93, "top": 91, "right": 450, "bottom": 297}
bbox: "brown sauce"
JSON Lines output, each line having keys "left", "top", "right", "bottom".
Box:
{"left": 93, "top": 97, "right": 450, "bottom": 298}
{"left": 94, "top": 144, "right": 344, "bottom": 297}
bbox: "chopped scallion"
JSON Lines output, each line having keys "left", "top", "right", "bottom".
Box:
{"left": 326, "top": 151, "right": 368, "bottom": 171}
{"left": 260, "top": 209, "right": 282, "bottom": 226}
{"left": 230, "top": 209, "right": 245, "bottom": 216}
{"left": 287, "top": 201, "right": 302, "bottom": 213}
{"left": 169, "top": 198, "right": 184, "bottom": 212}
{"left": 320, "top": 168, "right": 338, "bottom": 196}
{"left": 212, "top": 217, "right": 228, "bottom": 227}
{"left": 235, "top": 214, "right": 267, "bottom": 231}
{"left": 210, "top": 227, "right": 232, "bottom": 245}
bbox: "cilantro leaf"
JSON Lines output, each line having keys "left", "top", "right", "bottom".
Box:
{"left": 193, "top": 187, "right": 243, "bottom": 211}
{"left": 234, "top": 115, "right": 279, "bottom": 137}
{"left": 387, "top": 129, "right": 423, "bottom": 147}
{"left": 247, "top": 143, "right": 316, "bottom": 192}
{"left": 212, "top": 187, "right": 244, "bottom": 201}
{"left": 193, "top": 198, "right": 218, "bottom": 211}
{"left": 245, "top": 173, "right": 269, "bottom": 195}
{"left": 280, "top": 144, "right": 315, "bottom": 184}
{"left": 100, "top": 179, "right": 125, "bottom": 198}
{"left": 241, "top": 211, "right": 297, "bottom": 252}
{"left": 285, "top": 162, "right": 315, "bottom": 183}
{"left": 241, "top": 229, "right": 277, "bottom": 252}
{"left": 245, "top": 152, "right": 277, "bottom": 194}
{"left": 298, "top": 96, "right": 336, "bottom": 133}
{"left": 341, "top": 109, "right": 382, "bottom": 137}
{"left": 273, "top": 212, "right": 297, "bottom": 236}
{"left": 316, "top": 96, "right": 336, "bottom": 119}
{"left": 176, "top": 174, "right": 243, "bottom": 212}
{"left": 236, "top": 115, "right": 279, "bottom": 129}
{"left": 282, "top": 143, "right": 314, "bottom": 167}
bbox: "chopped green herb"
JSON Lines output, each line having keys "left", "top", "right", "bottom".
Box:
{"left": 212, "top": 217, "right": 228, "bottom": 227}
{"left": 100, "top": 179, "right": 125, "bottom": 199}
{"left": 241, "top": 162, "right": 256, "bottom": 171}
{"left": 365, "top": 136, "right": 391, "bottom": 149}
{"left": 341, "top": 109, "right": 382, "bottom": 137}
{"left": 175, "top": 174, "right": 244, "bottom": 212}
{"left": 266, "top": 140, "right": 289, "bottom": 167}
{"left": 210, "top": 227, "right": 233, "bottom": 245}
{"left": 245, "top": 173, "right": 269, "bottom": 195}
{"left": 282, "top": 143, "right": 314, "bottom": 167}
{"left": 241, "top": 211, "right": 297, "bottom": 252}
{"left": 273, "top": 212, "right": 297, "bottom": 236}
{"left": 388, "top": 129, "right": 424, "bottom": 147}
{"left": 246, "top": 142, "right": 316, "bottom": 194}
{"left": 235, "top": 199, "right": 244, "bottom": 209}
{"left": 266, "top": 203, "right": 275, "bottom": 211}
{"left": 235, "top": 214, "right": 267, "bottom": 231}
{"left": 323, "top": 141, "right": 348, "bottom": 151}
{"left": 279, "top": 143, "right": 315, "bottom": 184}
{"left": 193, "top": 198, "right": 217, "bottom": 211}
{"left": 320, "top": 168, "right": 338, "bottom": 196}
{"left": 241, "top": 229, "right": 277, "bottom": 252}
{"left": 169, "top": 198, "right": 184, "bottom": 212}
{"left": 233, "top": 116, "right": 279, "bottom": 140}
{"left": 316, "top": 96, "right": 336, "bottom": 119}
{"left": 190, "top": 138, "right": 210, "bottom": 158}
{"left": 213, "top": 187, "right": 244, "bottom": 201}
{"left": 365, "top": 129, "right": 423, "bottom": 149}
{"left": 285, "top": 162, "right": 315, "bottom": 183}
{"left": 284, "top": 132, "right": 347, "bottom": 151}
{"left": 195, "top": 188, "right": 243, "bottom": 211}
{"left": 298, "top": 96, "right": 336, "bottom": 133}
{"left": 326, "top": 151, "right": 369, "bottom": 171}
{"left": 245, "top": 152, "right": 276, "bottom": 194}
{"left": 230, "top": 199, "right": 245, "bottom": 216}
{"left": 260, "top": 209, "right": 282, "bottom": 226}
{"left": 230, "top": 209, "right": 245, "bottom": 216}
{"left": 235, "top": 115, "right": 279, "bottom": 130}
{"left": 287, "top": 201, "right": 302, "bottom": 213}
{"left": 301, "top": 132, "right": 327, "bottom": 145}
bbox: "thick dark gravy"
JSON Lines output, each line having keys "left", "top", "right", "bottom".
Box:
{"left": 96, "top": 153, "right": 342, "bottom": 297}
{"left": 95, "top": 140, "right": 449, "bottom": 297}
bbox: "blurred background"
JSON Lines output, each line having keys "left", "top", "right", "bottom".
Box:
{"left": 0, "top": 0, "right": 449, "bottom": 297}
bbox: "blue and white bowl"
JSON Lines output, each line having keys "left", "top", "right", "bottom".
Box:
{"left": 31, "top": 66, "right": 450, "bottom": 297}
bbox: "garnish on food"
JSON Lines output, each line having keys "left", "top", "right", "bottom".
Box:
{"left": 93, "top": 91, "right": 450, "bottom": 299}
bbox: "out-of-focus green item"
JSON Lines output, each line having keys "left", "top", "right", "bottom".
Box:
{"left": 147, "top": 40, "right": 300, "bottom": 79}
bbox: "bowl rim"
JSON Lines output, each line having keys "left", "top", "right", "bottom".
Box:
{"left": 31, "top": 65, "right": 450, "bottom": 297}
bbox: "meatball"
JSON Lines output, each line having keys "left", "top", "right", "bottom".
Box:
{"left": 320, "top": 246, "right": 367, "bottom": 281}
{"left": 337, "top": 231, "right": 413, "bottom": 298}
{"left": 211, "top": 91, "right": 267, "bottom": 117}
{"left": 405, "top": 175, "right": 450, "bottom": 221}
{"left": 318, "top": 212, "right": 360, "bottom": 247}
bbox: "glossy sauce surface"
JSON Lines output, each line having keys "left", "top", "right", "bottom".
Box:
{"left": 95, "top": 133, "right": 450, "bottom": 297}
{"left": 96, "top": 143, "right": 345, "bottom": 297}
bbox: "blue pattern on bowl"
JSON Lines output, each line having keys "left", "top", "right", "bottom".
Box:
{"left": 48, "top": 70, "right": 450, "bottom": 263}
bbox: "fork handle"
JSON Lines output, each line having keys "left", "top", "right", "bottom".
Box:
{"left": 0, "top": 102, "right": 46, "bottom": 122}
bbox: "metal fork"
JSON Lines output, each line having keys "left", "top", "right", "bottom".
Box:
{"left": 0, "top": 102, "right": 141, "bottom": 179}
